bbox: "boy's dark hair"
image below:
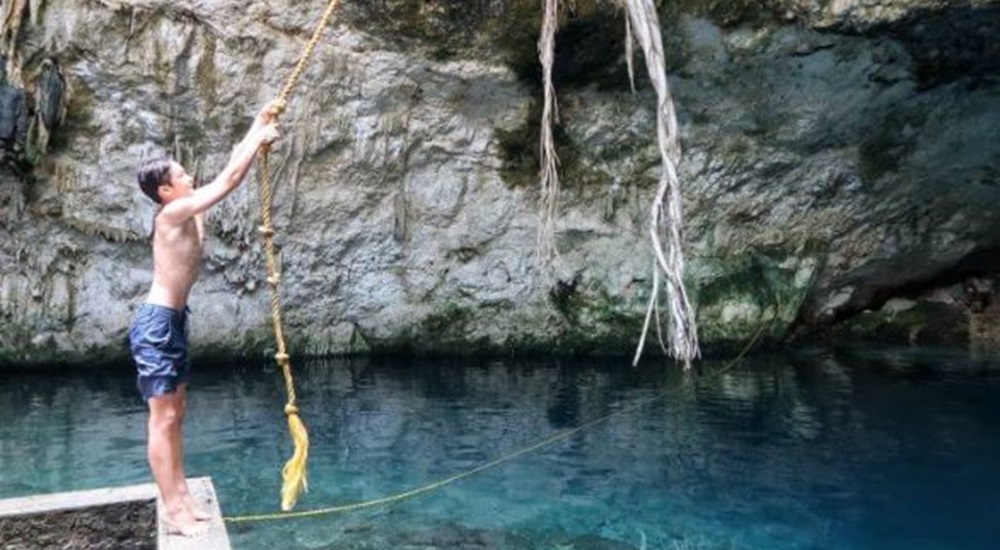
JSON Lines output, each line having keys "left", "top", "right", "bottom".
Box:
{"left": 136, "top": 157, "right": 172, "bottom": 204}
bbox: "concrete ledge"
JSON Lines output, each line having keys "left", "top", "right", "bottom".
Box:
{"left": 0, "top": 477, "right": 231, "bottom": 550}
{"left": 158, "top": 477, "right": 231, "bottom": 550}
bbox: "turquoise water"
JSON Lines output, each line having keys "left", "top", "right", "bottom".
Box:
{"left": 1, "top": 347, "right": 999, "bottom": 549}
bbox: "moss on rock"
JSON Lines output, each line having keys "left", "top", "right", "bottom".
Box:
{"left": 694, "top": 251, "right": 811, "bottom": 343}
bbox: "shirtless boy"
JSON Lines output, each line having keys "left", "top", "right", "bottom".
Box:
{"left": 130, "top": 101, "right": 280, "bottom": 536}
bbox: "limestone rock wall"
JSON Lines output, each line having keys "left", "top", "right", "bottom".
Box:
{"left": 1, "top": 0, "right": 998, "bottom": 365}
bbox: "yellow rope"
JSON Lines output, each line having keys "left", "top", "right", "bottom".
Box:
{"left": 255, "top": 0, "right": 342, "bottom": 512}
{"left": 225, "top": 314, "right": 772, "bottom": 524}
{"left": 275, "top": 0, "right": 343, "bottom": 108}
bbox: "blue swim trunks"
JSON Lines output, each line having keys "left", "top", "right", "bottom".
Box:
{"left": 130, "top": 303, "right": 191, "bottom": 400}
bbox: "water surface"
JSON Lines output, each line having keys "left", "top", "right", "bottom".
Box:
{"left": 1, "top": 347, "right": 998, "bottom": 549}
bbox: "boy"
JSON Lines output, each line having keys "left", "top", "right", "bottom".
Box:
{"left": 130, "top": 101, "right": 280, "bottom": 536}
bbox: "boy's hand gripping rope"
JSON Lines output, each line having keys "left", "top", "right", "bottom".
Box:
{"left": 255, "top": 0, "right": 342, "bottom": 512}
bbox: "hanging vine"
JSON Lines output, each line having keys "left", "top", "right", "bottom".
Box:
{"left": 536, "top": 0, "right": 561, "bottom": 265}
{"left": 621, "top": 0, "right": 700, "bottom": 367}
{"left": 535, "top": 0, "right": 700, "bottom": 366}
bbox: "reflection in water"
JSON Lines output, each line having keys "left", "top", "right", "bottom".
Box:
{"left": 1, "top": 348, "right": 999, "bottom": 549}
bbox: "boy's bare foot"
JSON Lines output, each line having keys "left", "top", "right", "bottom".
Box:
{"left": 161, "top": 513, "right": 209, "bottom": 537}
{"left": 181, "top": 494, "right": 213, "bottom": 521}
{"left": 189, "top": 505, "right": 213, "bottom": 521}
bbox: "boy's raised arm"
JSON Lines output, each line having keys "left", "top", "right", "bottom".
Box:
{"left": 160, "top": 102, "right": 282, "bottom": 224}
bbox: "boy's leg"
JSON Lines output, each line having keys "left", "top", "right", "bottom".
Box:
{"left": 148, "top": 390, "right": 206, "bottom": 536}
{"left": 170, "top": 384, "right": 211, "bottom": 520}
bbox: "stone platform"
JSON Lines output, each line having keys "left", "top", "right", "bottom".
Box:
{"left": 0, "top": 477, "right": 231, "bottom": 550}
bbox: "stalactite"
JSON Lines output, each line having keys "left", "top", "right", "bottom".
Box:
{"left": 1, "top": 0, "right": 29, "bottom": 86}
{"left": 27, "top": 57, "right": 67, "bottom": 157}
{"left": 28, "top": 0, "right": 44, "bottom": 26}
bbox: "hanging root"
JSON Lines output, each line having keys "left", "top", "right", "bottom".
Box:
{"left": 280, "top": 403, "right": 310, "bottom": 511}
{"left": 622, "top": 0, "right": 700, "bottom": 367}
{"left": 536, "top": 0, "right": 560, "bottom": 265}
